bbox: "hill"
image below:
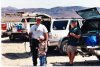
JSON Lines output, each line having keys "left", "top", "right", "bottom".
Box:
{"left": 1, "top": 6, "right": 100, "bottom": 18}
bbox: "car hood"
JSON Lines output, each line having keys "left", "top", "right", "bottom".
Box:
{"left": 76, "top": 8, "right": 100, "bottom": 19}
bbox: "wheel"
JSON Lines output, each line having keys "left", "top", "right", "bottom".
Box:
{"left": 91, "top": 50, "right": 100, "bottom": 61}
{"left": 96, "top": 55, "right": 100, "bottom": 60}
{"left": 95, "top": 51, "right": 100, "bottom": 61}
{"left": 9, "top": 35, "right": 15, "bottom": 41}
{"left": 59, "top": 40, "right": 68, "bottom": 55}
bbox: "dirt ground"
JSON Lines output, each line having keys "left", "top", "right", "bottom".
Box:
{"left": 1, "top": 37, "right": 100, "bottom": 66}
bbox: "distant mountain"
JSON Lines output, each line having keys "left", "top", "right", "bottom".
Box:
{"left": 2, "top": 6, "right": 18, "bottom": 15}
{"left": 1, "top": 6, "right": 100, "bottom": 18}
{"left": 2, "top": 6, "right": 18, "bottom": 10}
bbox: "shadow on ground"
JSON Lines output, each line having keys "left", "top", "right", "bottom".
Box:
{"left": 47, "top": 46, "right": 65, "bottom": 57}
{"left": 2, "top": 46, "right": 64, "bottom": 60}
{"left": 51, "top": 60, "right": 100, "bottom": 66}
{"left": 1, "top": 38, "right": 29, "bottom": 43}
{"left": 2, "top": 52, "right": 31, "bottom": 59}
{"left": 2, "top": 47, "right": 100, "bottom": 66}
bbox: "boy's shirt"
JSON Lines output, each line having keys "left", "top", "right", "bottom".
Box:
{"left": 38, "top": 42, "right": 47, "bottom": 56}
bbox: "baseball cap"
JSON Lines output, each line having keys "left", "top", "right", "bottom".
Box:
{"left": 70, "top": 19, "right": 77, "bottom": 23}
{"left": 36, "top": 17, "right": 42, "bottom": 20}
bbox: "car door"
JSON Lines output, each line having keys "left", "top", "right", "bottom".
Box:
{"left": 76, "top": 8, "right": 100, "bottom": 19}
{"left": 50, "top": 19, "right": 69, "bottom": 42}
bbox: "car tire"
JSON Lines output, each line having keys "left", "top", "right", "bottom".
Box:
{"left": 92, "top": 50, "right": 100, "bottom": 61}
{"left": 9, "top": 35, "right": 15, "bottom": 41}
{"left": 59, "top": 40, "right": 68, "bottom": 55}
{"left": 96, "top": 55, "right": 100, "bottom": 61}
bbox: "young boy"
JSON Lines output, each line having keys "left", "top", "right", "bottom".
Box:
{"left": 38, "top": 36, "right": 47, "bottom": 66}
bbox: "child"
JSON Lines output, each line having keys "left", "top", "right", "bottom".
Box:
{"left": 38, "top": 36, "right": 47, "bottom": 66}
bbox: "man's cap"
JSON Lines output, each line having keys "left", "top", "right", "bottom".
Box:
{"left": 36, "top": 17, "right": 42, "bottom": 20}
{"left": 70, "top": 19, "right": 77, "bottom": 23}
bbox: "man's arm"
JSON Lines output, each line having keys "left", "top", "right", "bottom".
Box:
{"left": 70, "top": 33, "right": 81, "bottom": 39}
{"left": 70, "top": 28, "right": 81, "bottom": 39}
{"left": 43, "top": 25, "right": 48, "bottom": 41}
{"left": 44, "top": 32, "right": 48, "bottom": 41}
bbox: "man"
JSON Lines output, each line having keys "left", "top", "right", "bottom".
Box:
{"left": 67, "top": 20, "right": 81, "bottom": 66}
{"left": 29, "top": 17, "right": 48, "bottom": 66}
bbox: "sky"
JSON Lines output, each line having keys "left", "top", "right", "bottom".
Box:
{"left": 1, "top": 0, "right": 100, "bottom": 9}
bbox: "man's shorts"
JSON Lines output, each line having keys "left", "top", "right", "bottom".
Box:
{"left": 67, "top": 45, "right": 77, "bottom": 53}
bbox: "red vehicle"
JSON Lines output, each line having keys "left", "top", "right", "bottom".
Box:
{"left": 1, "top": 23, "right": 7, "bottom": 37}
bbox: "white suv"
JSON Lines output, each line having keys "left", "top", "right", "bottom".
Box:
{"left": 48, "top": 18, "right": 83, "bottom": 47}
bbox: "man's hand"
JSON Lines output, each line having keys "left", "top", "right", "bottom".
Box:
{"left": 70, "top": 33, "right": 75, "bottom": 36}
{"left": 39, "top": 38, "right": 44, "bottom": 43}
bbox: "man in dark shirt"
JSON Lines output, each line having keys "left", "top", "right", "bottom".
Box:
{"left": 67, "top": 20, "right": 81, "bottom": 66}
{"left": 68, "top": 26, "right": 81, "bottom": 46}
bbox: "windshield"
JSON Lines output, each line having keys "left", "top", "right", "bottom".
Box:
{"left": 53, "top": 20, "right": 68, "bottom": 30}
{"left": 81, "top": 19, "right": 100, "bottom": 34}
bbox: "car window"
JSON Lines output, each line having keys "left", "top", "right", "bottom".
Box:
{"left": 21, "top": 19, "right": 25, "bottom": 22}
{"left": 27, "top": 18, "right": 36, "bottom": 22}
{"left": 21, "top": 18, "right": 36, "bottom": 22}
{"left": 53, "top": 20, "right": 68, "bottom": 30}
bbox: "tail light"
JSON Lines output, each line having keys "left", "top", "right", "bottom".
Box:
{"left": 17, "top": 29, "right": 22, "bottom": 32}
{"left": 1, "top": 23, "right": 7, "bottom": 30}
